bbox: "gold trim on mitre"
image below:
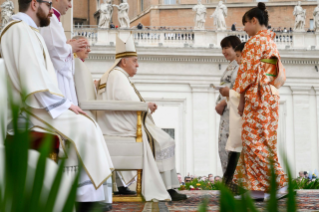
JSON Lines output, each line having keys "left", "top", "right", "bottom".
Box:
{"left": 115, "top": 51, "right": 137, "bottom": 59}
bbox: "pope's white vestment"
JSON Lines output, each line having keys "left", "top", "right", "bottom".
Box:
{"left": 97, "top": 67, "right": 180, "bottom": 201}
{"left": 1, "top": 12, "right": 114, "bottom": 199}
{"left": 40, "top": 8, "right": 78, "bottom": 106}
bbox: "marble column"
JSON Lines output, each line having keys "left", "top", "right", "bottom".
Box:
{"left": 291, "top": 86, "right": 313, "bottom": 174}
{"left": 190, "top": 84, "right": 220, "bottom": 176}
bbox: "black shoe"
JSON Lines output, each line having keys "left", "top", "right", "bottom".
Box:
{"left": 76, "top": 202, "right": 94, "bottom": 212}
{"left": 96, "top": 202, "right": 112, "bottom": 211}
{"left": 167, "top": 189, "right": 188, "bottom": 201}
{"left": 117, "top": 186, "right": 137, "bottom": 195}
{"left": 76, "top": 202, "right": 112, "bottom": 212}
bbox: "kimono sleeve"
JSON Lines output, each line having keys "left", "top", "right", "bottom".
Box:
{"left": 233, "top": 42, "right": 261, "bottom": 93}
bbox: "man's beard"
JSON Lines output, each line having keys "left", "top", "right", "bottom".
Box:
{"left": 36, "top": 6, "right": 51, "bottom": 27}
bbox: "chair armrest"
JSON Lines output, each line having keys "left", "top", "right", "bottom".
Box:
{"left": 79, "top": 100, "right": 148, "bottom": 112}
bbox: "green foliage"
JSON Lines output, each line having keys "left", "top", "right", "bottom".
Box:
{"left": 292, "top": 178, "right": 319, "bottom": 189}
{"left": 198, "top": 197, "right": 209, "bottom": 212}
{"left": 178, "top": 178, "right": 218, "bottom": 191}
{"left": 0, "top": 93, "right": 79, "bottom": 212}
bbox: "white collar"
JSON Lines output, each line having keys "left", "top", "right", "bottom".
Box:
{"left": 10, "top": 12, "right": 38, "bottom": 29}
{"left": 229, "top": 60, "right": 238, "bottom": 67}
{"left": 115, "top": 66, "right": 130, "bottom": 78}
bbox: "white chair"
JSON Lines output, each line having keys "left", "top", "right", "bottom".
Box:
{"left": 74, "top": 58, "right": 147, "bottom": 202}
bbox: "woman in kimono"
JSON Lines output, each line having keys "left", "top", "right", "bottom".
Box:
{"left": 232, "top": 2, "right": 288, "bottom": 200}
{"left": 215, "top": 36, "right": 241, "bottom": 179}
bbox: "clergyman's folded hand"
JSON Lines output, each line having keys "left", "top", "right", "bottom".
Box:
{"left": 69, "top": 104, "right": 88, "bottom": 116}
{"left": 68, "top": 39, "right": 88, "bottom": 53}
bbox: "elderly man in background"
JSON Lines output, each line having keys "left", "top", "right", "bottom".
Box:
{"left": 72, "top": 36, "right": 91, "bottom": 61}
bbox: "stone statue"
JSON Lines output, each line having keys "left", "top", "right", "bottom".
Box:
{"left": 98, "top": 0, "right": 113, "bottom": 28}
{"left": 1, "top": 0, "right": 14, "bottom": 26}
{"left": 210, "top": 1, "right": 227, "bottom": 31}
{"left": 113, "top": 0, "right": 130, "bottom": 28}
{"left": 313, "top": 3, "right": 319, "bottom": 32}
{"left": 293, "top": 1, "right": 306, "bottom": 32}
{"left": 192, "top": 0, "right": 207, "bottom": 30}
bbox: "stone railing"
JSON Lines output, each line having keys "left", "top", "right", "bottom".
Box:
{"left": 73, "top": 28, "right": 319, "bottom": 50}
{"left": 227, "top": 31, "right": 294, "bottom": 49}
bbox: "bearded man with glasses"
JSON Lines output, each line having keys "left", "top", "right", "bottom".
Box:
{"left": 1, "top": 0, "right": 114, "bottom": 211}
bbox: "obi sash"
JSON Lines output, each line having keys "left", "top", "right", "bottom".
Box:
{"left": 261, "top": 58, "right": 286, "bottom": 90}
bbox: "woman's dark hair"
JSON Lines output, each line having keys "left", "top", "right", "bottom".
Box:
{"left": 242, "top": 2, "right": 269, "bottom": 27}
{"left": 220, "top": 36, "right": 241, "bottom": 49}
{"left": 234, "top": 42, "right": 246, "bottom": 52}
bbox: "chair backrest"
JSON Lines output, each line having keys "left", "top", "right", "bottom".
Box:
{"left": 74, "top": 58, "right": 96, "bottom": 102}
{"left": 74, "top": 58, "right": 97, "bottom": 119}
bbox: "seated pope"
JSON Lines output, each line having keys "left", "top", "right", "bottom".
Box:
{"left": 95, "top": 34, "right": 187, "bottom": 201}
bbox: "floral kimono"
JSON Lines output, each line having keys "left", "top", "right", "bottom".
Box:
{"left": 216, "top": 60, "right": 239, "bottom": 173}
{"left": 232, "top": 30, "right": 287, "bottom": 191}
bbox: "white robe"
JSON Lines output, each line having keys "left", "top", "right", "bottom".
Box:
{"left": 39, "top": 11, "right": 111, "bottom": 202}
{"left": 1, "top": 13, "right": 113, "bottom": 195}
{"left": 97, "top": 67, "right": 180, "bottom": 201}
{"left": 40, "top": 9, "right": 78, "bottom": 106}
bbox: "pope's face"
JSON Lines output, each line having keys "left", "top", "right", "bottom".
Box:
{"left": 121, "top": 57, "right": 139, "bottom": 77}
{"left": 58, "top": 0, "right": 72, "bottom": 15}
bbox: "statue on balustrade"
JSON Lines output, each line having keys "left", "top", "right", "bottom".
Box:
{"left": 210, "top": 1, "right": 227, "bottom": 31}
{"left": 313, "top": 3, "right": 319, "bottom": 32}
{"left": 1, "top": 0, "right": 14, "bottom": 26}
{"left": 293, "top": 1, "right": 306, "bottom": 32}
{"left": 98, "top": 0, "right": 113, "bottom": 29}
{"left": 192, "top": 0, "right": 207, "bottom": 30}
{"left": 95, "top": 34, "right": 188, "bottom": 202}
{"left": 113, "top": 0, "right": 130, "bottom": 28}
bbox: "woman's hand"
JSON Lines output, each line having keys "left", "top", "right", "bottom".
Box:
{"left": 237, "top": 101, "right": 244, "bottom": 117}
{"left": 219, "top": 87, "right": 230, "bottom": 97}
{"left": 215, "top": 100, "right": 226, "bottom": 116}
{"left": 237, "top": 93, "right": 245, "bottom": 117}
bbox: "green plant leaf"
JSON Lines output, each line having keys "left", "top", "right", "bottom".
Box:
{"left": 27, "top": 136, "right": 52, "bottom": 212}
{"left": 44, "top": 158, "right": 66, "bottom": 212}
{"left": 61, "top": 167, "right": 80, "bottom": 212}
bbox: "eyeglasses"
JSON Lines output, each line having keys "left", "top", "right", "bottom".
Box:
{"left": 86, "top": 45, "right": 91, "bottom": 50}
{"left": 36, "top": 0, "right": 53, "bottom": 10}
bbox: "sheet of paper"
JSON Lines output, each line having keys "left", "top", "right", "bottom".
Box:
{"left": 210, "top": 84, "right": 226, "bottom": 90}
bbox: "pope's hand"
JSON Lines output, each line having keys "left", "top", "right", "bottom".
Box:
{"left": 148, "top": 102, "right": 158, "bottom": 114}
{"left": 68, "top": 39, "right": 88, "bottom": 53}
{"left": 69, "top": 104, "right": 87, "bottom": 116}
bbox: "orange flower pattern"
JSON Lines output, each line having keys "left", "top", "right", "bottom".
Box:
{"left": 232, "top": 30, "right": 288, "bottom": 191}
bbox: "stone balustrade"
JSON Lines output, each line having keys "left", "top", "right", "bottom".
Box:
{"left": 73, "top": 28, "right": 319, "bottom": 50}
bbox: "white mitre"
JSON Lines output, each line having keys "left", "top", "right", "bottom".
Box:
{"left": 99, "top": 33, "right": 137, "bottom": 91}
